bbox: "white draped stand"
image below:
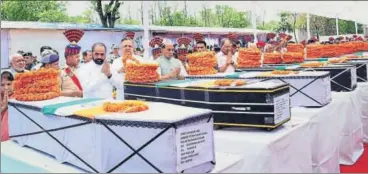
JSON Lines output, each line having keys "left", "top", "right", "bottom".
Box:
{"left": 2, "top": 83, "right": 367, "bottom": 173}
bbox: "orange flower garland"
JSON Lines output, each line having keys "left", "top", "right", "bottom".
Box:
{"left": 362, "top": 42, "right": 368, "bottom": 51}
{"left": 306, "top": 44, "right": 323, "bottom": 59}
{"left": 300, "top": 62, "right": 326, "bottom": 68}
{"left": 122, "top": 51, "right": 139, "bottom": 69}
{"left": 187, "top": 51, "right": 217, "bottom": 75}
{"left": 328, "top": 58, "right": 348, "bottom": 63}
{"left": 320, "top": 44, "right": 337, "bottom": 57}
{"left": 263, "top": 52, "right": 282, "bottom": 64}
{"left": 214, "top": 79, "right": 246, "bottom": 86}
{"left": 13, "top": 68, "right": 61, "bottom": 101}
{"left": 125, "top": 62, "right": 160, "bottom": 83}
{"left": 237, "top": 48, "right": 261, "bottom": 68}
{"left": 103, "top": 100, "right": 149, "bottom": 113}
{"left": 271, "top": 70, "right": 299, "bottom": 75}
{"left": 286, "top": 43, "right": 304, "bottom": 53}
{"left": 282, "top": 52, "right": 304, "bottom": 63}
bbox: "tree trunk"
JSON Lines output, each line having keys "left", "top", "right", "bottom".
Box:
{"left": 96, "top": 0, "right": 108, "bottom": 27}
{"left": 184, "top": 0, "right": 187, "bottom": 17}
{"left": 109, "top": 0, "right": 121, "bottom": 28}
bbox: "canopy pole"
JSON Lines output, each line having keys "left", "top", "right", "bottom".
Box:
{"left": 306, "top": 13, "right": 310, "bottom": 40}
{"left": 251, "top": 1, "right": 258, "bottom": 43}
{"left": 336, "top": 17, "right": 339, "bottom": 36}
{"left": 355, "top": 21, "right": 358, "bottom": 34}
{"left": 142, "top": 0, "right": 150, "bottom": 59}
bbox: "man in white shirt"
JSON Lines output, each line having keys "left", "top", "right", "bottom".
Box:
{"left": 78, "top": 42, "right": 119, "bottom": 99}
{"left": 111, "top": 38, "right": 148, "bottom": 100}
{"left": 216, "top": 39, "right": 237, "bottom": 73}
{"left": 8, "top": 53, "right": 29, "bottom": 76}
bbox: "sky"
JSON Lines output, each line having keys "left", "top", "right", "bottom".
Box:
{"left": 66, "top": 1, "right": 282, "bottom": 23}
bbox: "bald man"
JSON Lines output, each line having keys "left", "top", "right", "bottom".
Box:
{"left": 9, "top": 54, "right": 29, "bottom": 76}
{"left": 216, "top": 39, "right": 237, "bottom": 73}
{"left": 156, "top": 42, "right": 187, "bottom": 80}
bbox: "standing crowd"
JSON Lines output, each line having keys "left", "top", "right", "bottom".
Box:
{"left": 0, "top": 30, "right": 283, "bottom": 142}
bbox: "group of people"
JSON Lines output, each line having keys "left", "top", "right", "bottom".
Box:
{"left": 0, "top": 30, "right": 280, "bottom": 142}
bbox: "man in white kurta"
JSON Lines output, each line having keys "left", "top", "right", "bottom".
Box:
{"left": 78, "top": 43, "right": 120, "bottom": 99}
{"left": 111, "top": 38, "right": 150, "bottom": 100}
{"left": 216, "top": 39, "right": 237, "bottom": 73}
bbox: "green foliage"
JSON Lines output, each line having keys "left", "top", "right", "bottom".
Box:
{"left": 338, "top": 20, "right": 356, "bottom": 35}
{"left": 257, "top": 20, "right": 278, "bottom": 31}
{"left": 1, "top": 1, "right": 68, "bottom": 22}
{"left": 118, "top": 18, "right": 141, "bottom": 25}
{"left": 152, "top": 5, "right": 250, "bottom": 28}
{"left": 1, "top": 1, "right": 94, "bottom": 23}
{"left": 275, "top": 12, "right": 293, "bottom": 33}
{"left": 358, "top": 23, "right": 364, "bottom": 34}
{"left": 295, "top": 13, "right": 307, "bottom": 30}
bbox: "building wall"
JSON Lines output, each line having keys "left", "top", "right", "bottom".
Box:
{"left": 1, "top": 29, "right": 10, "bottom": 68}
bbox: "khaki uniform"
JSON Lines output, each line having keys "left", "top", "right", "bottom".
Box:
{"left": 60, "top": 66, "right": 81, "bottom": 94}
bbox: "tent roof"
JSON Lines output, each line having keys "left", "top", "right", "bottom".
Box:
{"left": 149, "top": 25, "right": 271, "bottom": 35}
{"left": 1, "top": 21, "right": 142, "bottom": 31}
{"left": 1, "top": 21, "right": 272, "bottom": 35}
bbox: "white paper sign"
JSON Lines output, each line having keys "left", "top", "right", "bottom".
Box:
{"left": 176, "top": 122, "right": 214, "bottom": 172}
{"left": 274, "top": 93, "right": 290, "bottom": 124}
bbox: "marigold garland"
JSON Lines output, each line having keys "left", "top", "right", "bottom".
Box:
{"left": 263, "top": 52, "right": 282, "bottom": 64}
{"left": 103, "top": 100, "right": 149, "bottom": 113}
{"left": 305, "top": 42, "right": 367, "bottom": 59}
{"left": 271, "top": 70, "right": 299, "bottom": 75}
{"left": 13, "top": 68, "right": 61, "bottom": 101}
{"left": 328, "top": 58, "right": 348, "bottom": 63}
{"left": 282, "top": 52, "right": 304, "bottom": 64}
{"left": 187, "top": 51, "right": 217, "bottom": 75}
{"left": 286, "top": 43, "right": 304, "bottom": 53}
{"left": 237, "top": 48, "right": 261, "bottom": 68}
{"left": 125, "top": 62, "right": 160, "bottom": 83}
{"left": 300, "top": 62, "right": 327, "bottom": 68}
{"left": 122, "top": 52, "right": 139, "bottom": 69}
{"left": 306, "top": 44, "right": 323, "bottom": 59}
{"left": 214, "top": 79, "right": 246, "bottom": 86}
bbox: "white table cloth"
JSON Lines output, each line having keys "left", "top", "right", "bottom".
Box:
{"left": 357, "top": 82, "right": 368, "bottom": 143}
{"left": 292, "top": 91, "right": 364, "bottom": 171}
{"left": 1, "top": 141, "right": 244, "bottom": 173}
{"left": 214, "top": 117, "right": 313, "bottom": 173}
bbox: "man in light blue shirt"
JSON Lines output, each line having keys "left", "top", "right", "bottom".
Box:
{"left": 156, "top": 42, "right": 188, "bottom": 80}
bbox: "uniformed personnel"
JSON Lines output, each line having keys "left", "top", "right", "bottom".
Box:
{"left": 60, "top": 29, "right": 84, "bottom": 98}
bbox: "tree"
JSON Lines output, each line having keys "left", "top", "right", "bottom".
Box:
{"left": 310, "top": 15, "right": 328, "bottom": 38}
{"left": 290, "top": 13, "right": 299, "bottom": 42}
{"left": 1, "top": 1, "right": 69, "bottom": 22}
{"left": 358, "top": 23, "right": 364, "bottom": 34}
{"left": 118, "top": 18, "right": 141, "bottom": 25}
{"left": 275, "top": 12, "right": 293, "bottom": 33}
{"left": 91, "top": 0, "right": 122, "bottom": 28}
{"left": 257, "top": 20, "right": 279, "bottom": 31}
{"left": 338, "top": 19, "right": 356, "bottom": 35}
